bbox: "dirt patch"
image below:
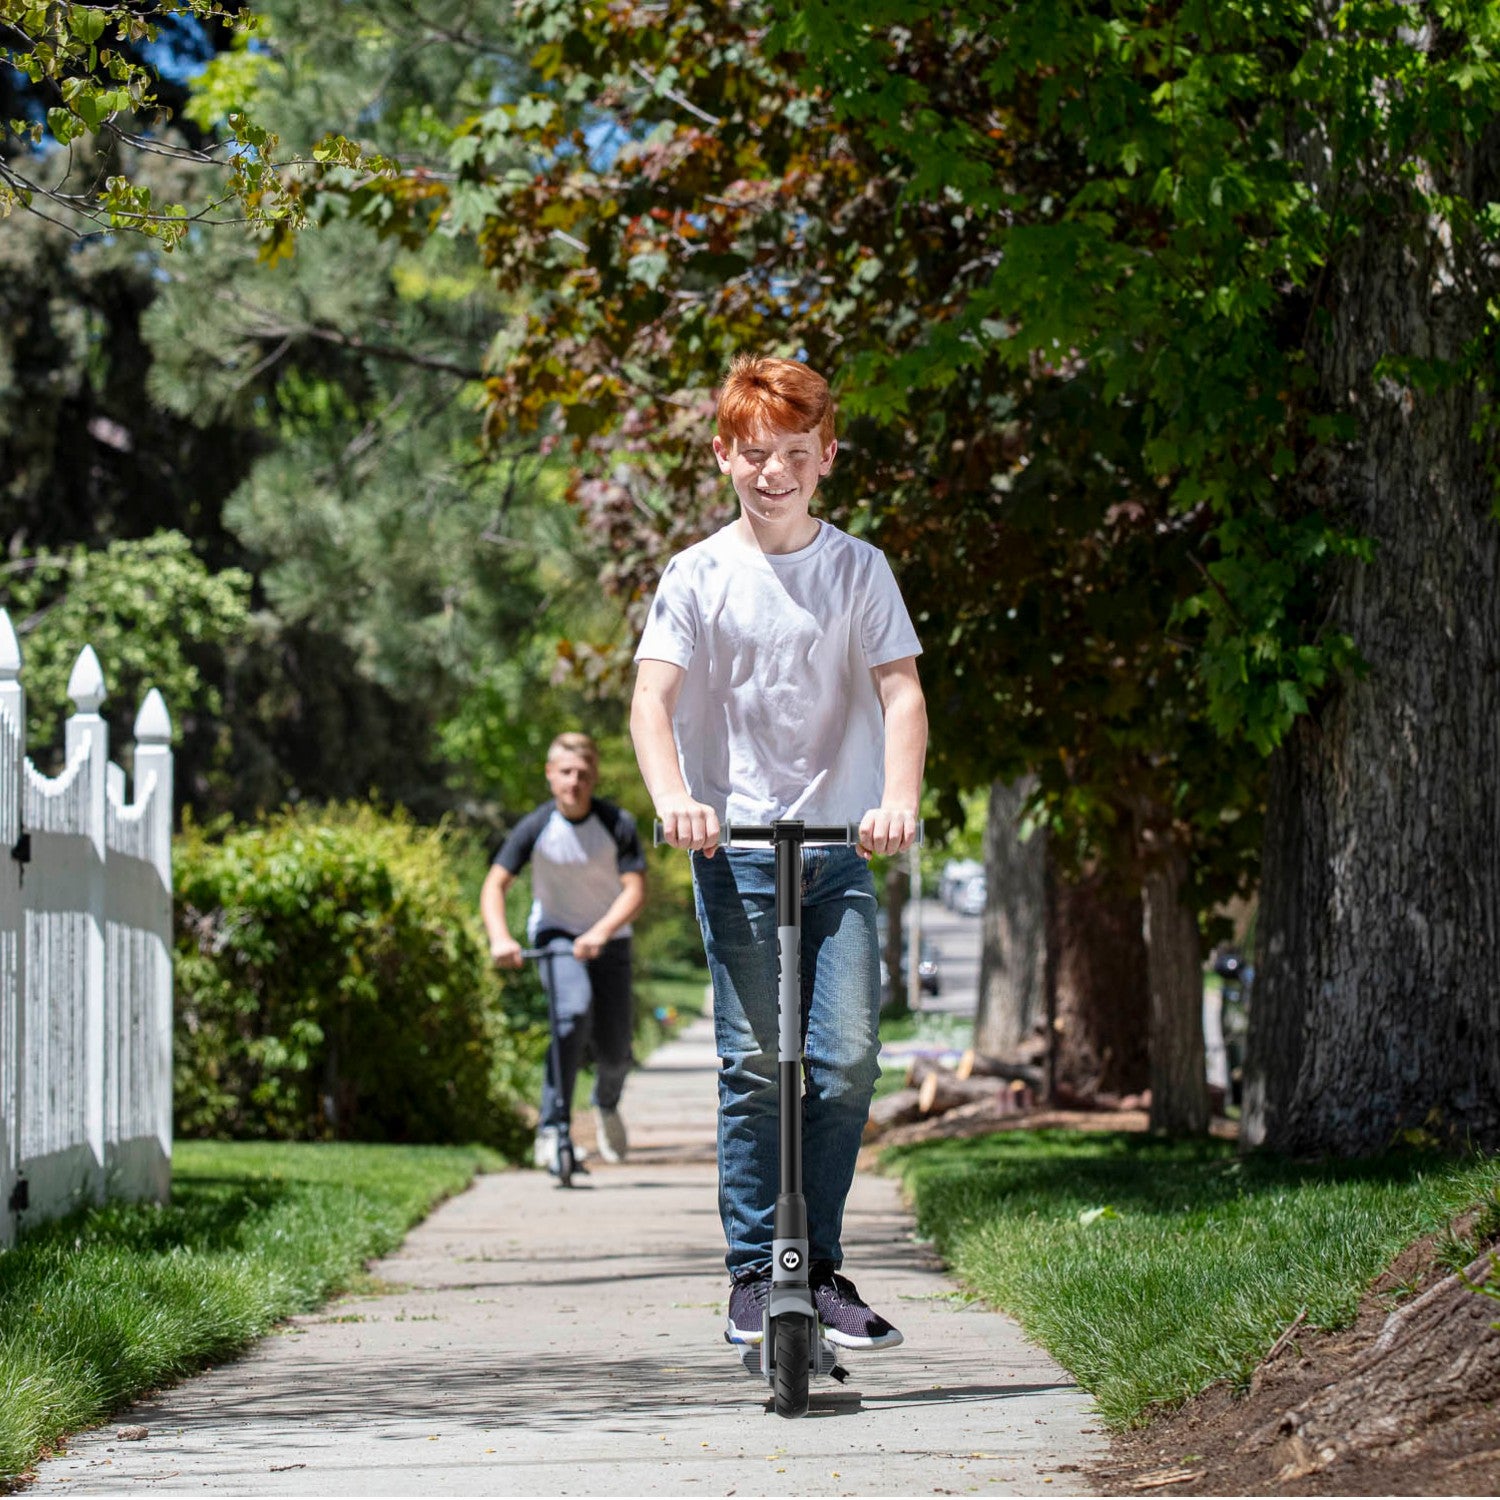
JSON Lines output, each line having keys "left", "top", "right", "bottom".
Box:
{"left": 1090, "top": 1227, "right": 1500, "bottom": 1497}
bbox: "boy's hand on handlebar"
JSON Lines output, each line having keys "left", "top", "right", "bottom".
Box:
{"left": 490, "top": 934, "right": 525, "bottom": 969}
{"left": 574, "top": 927, "right": 609, "bottom": 961}
{"left": 858, "top": 806, "right": 919, "bottom": 859}
{"left": 657, "top": 797, "right": 721, "bottom": 857}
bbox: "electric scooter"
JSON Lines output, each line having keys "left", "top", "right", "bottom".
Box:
{"left": 654, "top": 816, "right": 921, "bottom": 1418}
{"left": 520, "top": 941, "right": 586, "bottom": 1189}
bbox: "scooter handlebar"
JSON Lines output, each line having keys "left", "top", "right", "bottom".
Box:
{"left": 651, "top": 817, "right": 924, "bottom": 849}
{"left": 517, "top": 942, "right": 570, "bottom": 960}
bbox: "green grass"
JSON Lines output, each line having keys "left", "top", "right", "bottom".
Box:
{"left": 0, "top": 1141, "right": 500, "bottom": 1479}
{"left": 885, "top": 1128, "right": 1500, "bottom": 1428}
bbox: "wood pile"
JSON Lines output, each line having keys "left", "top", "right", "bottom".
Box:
{"left": 863, "top": 1047, "right": 1044, "bottom": 1141}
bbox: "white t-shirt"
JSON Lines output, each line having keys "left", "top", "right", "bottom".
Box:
{"left": 634, "top": 521, "right": 923, "bottom": 826}
{"left": 494, "top": 799, "right": 646, "bottom": 942}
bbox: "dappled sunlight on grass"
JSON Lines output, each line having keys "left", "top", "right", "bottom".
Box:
{"left": 886, "top": 1130, "right": 1500, "bottom": 1426}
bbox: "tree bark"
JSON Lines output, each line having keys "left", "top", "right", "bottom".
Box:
{"left": 1263, "top": 1250, "right": 1500, "bottom": 1475}
{"left": 1140, "top": 841, "right": 1210, "bottom": 1135}
{"left": 1243, "top": 73, "right": 1500, "bottom": 1153}
{"left": 1046, "top": 867, "right": 1151, "bottom": 1100}
{"left": 973, "top": 776, "right": 1048, "bottom": 1056}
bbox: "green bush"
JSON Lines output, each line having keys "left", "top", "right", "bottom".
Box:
{"left": 633, "top": 840, "right": 710, "bottom": 973}
{"left": 174, "top": 804, "right": 534, "bottom": 1157}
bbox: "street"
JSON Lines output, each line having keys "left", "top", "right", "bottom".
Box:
{"left": 905, "top": 895, "right": 982, "bottom": 1021}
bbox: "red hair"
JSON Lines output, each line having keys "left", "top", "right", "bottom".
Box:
{"left": 716, "top": 355, "right": 836, "bottom": 447}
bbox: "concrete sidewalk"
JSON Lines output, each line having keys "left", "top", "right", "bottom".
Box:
{"left": 30, "top": 1012, "right": 1102, "bottom": 1497}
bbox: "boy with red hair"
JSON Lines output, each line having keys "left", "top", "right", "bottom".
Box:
{"left": 631, "top": 355, "right": 927, "bottom": 1351}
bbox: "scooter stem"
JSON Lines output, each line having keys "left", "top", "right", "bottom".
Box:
{"left": 770, "top": 820, "right": 811, "bottom": 1296}
{"left": 774, "top": 823, "right": 804, "bottom": 1200}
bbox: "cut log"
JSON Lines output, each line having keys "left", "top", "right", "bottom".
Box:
{"left": 864, "top": 1088, "right": 924, "bottom": 1137}
{"left": 918, "top": 1071, "right": 1028, "bottom": 1117}
{"left": 955, "top": 1048, "right": 1044, "bottom": 1088}
{"left": 904, "top": 1055, "right": 959, "bottom": 1090}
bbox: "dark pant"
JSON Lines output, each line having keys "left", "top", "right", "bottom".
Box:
{"left": 535, "top": 934, "right": 635, "bottom": 1129}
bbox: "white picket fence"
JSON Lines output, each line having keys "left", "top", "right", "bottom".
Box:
{"left": 0, "top": 609, "right": 174, "bottom": 1248}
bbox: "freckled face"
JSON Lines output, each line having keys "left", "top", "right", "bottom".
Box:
{"left": 713, "top": 426, "right": 837, "bottom": 530}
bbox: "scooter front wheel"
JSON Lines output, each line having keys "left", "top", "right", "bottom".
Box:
{"left": 771, "top": 1312, "right": 811, "bottom": 1418}
{"left": 556, "top": 1139, "right": 576, "bottom": 1188}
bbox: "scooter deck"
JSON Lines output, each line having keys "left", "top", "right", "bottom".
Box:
{"left": 737, "top": 1338, "right": 847, "bottom": 1381}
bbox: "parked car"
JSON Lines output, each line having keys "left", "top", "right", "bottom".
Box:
{"left": 1212, "top": 948, "right": 1254, "bottom": 1107}
{"left": 956, "top": 873, "right": 987, "bottom": 916}
{"left": 939, "top": 858, "right": 984, "bottom": 910}
{"left": 915, "top": 942, "right": 941, "bottom": 994}
{"left": 875, "top": 913, "right": 943, "bottom": 1002}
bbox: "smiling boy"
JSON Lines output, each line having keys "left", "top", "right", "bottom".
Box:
{"left": 630, "top": 355, "right": 927, "bottom": 1351}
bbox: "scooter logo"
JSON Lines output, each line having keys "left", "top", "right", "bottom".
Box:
{"left": 779, "top": 1248, "right": 802, "bottom": 1272}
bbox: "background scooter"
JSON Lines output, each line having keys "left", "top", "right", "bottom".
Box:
{"left": 654, "top": 816, "right": 920, "bottom": 1418}
{"left": 520, "top": 941, "right": 586, "bottom": 1189}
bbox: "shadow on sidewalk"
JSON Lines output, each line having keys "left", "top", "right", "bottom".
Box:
{"left": 114, "top": 1345, "right": 1071, "bottom": 1435}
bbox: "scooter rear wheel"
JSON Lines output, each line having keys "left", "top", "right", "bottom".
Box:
{"left": 771, "top": 1313, "right": 811, "bottom": 1418}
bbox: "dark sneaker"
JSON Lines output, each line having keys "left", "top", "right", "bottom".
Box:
{"left": 725, "top": 1275, "right": 769, "bottom": 1345}
{"left": 811, "top": 1263, "right": 904, "bottom": 1349}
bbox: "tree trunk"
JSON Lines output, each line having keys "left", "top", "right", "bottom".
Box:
{"left": 1046, "top": 867, "right": 1151, "bottom": 1100}
{"left": 1243, "top": 82, "right": 1500, "bottom": 1153}
{"left": 973, "top": 776, "right": 1048, "bottom": 1057}
{"left": 1140, "top": 842, "right": 1210, "bottom": 1135}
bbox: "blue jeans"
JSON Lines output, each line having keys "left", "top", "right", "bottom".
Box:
{"left": 692, "top": 847, "right": 882, "bottom": 1280}
{"left": 534, "top": 935, "right": 634, "bottom": 1130}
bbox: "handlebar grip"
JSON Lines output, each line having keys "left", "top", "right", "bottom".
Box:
{"left": 652, "top": 818, "right": 925, "bottom": 847}
{"left": 518, "top": 942, "right": 572, "bottom": 960}
{"left": 652, "top": 818, "right": 735, "bottom": 846}
{"left": 652, "top": 818, "right": 738, "bottom": 848}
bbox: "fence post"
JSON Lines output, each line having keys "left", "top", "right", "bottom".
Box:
{"left": 64, "top": 646, "right": 108, "bottom": 1206}
{"left": 132, "top": 689, "right": 173, "bottom": 1198}
{"left": 0, "top": 612, "right": 22, "bottom": 1246}
{"left": 0, "top": 609, "right": 25, "bottom": 781}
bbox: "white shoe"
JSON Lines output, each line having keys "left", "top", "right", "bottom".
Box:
{"left": 594, "top": 1106, "right": 628, "bottom": 1163}
{"left": 534, "top": 1126, "right": 585, "bottom": 1173}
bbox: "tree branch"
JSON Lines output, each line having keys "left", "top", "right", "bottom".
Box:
{"left": 630, "top": 62, "right": 722, "bottom": 128}
{"left": 282, "top": 323, "right": 488, "bottom": 382}
{"left": 206, "top": 289, "right": 488, "bottom": 382}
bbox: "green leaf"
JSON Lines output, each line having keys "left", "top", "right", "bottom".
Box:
{"left": 625, "top": 248, "right": 670, "bottom": 289}
{"left": 45, "top": 105, "right": 84, "bottom": 144}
